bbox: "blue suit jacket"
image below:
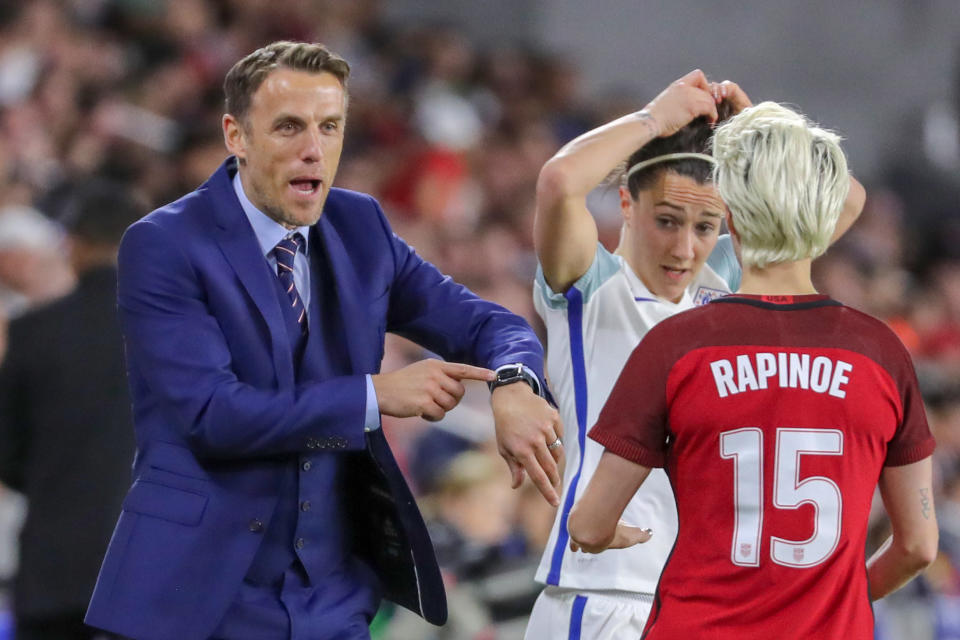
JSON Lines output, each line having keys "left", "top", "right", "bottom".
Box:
{"left": 85, "top": 159, "right": 545, "bottom": 640}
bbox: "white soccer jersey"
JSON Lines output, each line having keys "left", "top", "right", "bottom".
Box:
{"left": 533, "top": 238, "right": 738, "bottom": 593}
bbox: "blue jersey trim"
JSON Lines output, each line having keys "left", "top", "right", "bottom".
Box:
{"left": 569, "top": 595, "right": 588, "bottom": 639}
{"left": 547, "top": 286, "right": 589, "bottom": 585}
{"left": 536, "top": 244, "right": 621, "bottom": 310}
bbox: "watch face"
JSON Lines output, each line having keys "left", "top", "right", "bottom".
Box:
{"left": 498, "top": 366, "right": 522, "bottom": 381}
{"left": 490, "top": 364, "right": 541, "bottom": 397}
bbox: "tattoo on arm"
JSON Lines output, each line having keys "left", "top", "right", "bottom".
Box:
{"left": 636, "top": 110, "right": 661, "bottom": 138}
{"left": 919, "top": 488, "right": 931, "bottom": 520}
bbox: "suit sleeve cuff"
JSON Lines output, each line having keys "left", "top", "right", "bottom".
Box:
{"left": 364, "top": 374, "right": 381, "bottom": 432}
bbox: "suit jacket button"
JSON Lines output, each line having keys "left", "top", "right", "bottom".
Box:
{"left": 301, "top": 460, "right": 312, "bottom": 471}
{"left": 249, "top": 519, "right": 263, "bottom": 533}
{"left": 295, "top": 537, "right": 305, "bottom": 549}
{"left": 300, "top": 500, "right": 311, "bottom": 512}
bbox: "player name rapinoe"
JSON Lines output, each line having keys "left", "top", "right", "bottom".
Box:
{"left": 710, "top": 353, "right": 852, "bottom": 399}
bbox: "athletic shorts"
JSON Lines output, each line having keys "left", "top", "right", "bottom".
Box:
{"left": 524, "top": 586, "right": 653, "bottom": 640}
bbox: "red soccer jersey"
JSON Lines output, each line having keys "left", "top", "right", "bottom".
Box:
{"left": 590, "top": 294, "right": 936, "bottom": 640}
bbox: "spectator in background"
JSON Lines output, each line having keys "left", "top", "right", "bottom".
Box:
{"left": 0, "top": 204, "right": 74, "bottom": 326}
{"left": 0, "top": 179, "right": 141, "bottom": 640}
{"left": 428, "top": 451, "right": 528, "bottom": 585}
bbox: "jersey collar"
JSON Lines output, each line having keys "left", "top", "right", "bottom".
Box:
{"left": 712, "top": 293, "right": 841, "bottom": 310}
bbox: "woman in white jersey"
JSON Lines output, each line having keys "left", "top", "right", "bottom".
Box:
{"left": 525, "top": 69, "right": 866, "bottom": 639}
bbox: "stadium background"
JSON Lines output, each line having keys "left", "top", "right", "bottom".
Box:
{"left": 0, "top": 0, "right": 958, "bottom": 637}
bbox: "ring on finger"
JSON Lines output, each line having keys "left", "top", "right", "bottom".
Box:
{"left": 547, "top": 438, "right": 563, "bottom": 451}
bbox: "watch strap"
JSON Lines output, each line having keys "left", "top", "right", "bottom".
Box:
{"left": 488, "top": 363, "right": 543, "bottom": 397}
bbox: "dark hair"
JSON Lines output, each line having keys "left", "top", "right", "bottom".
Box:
{"left": 625, "top": 99, "right": 737, "bottom": 198}
{"left": 59, "top": 179, "right": 145, "bottom": 246}
{"left": 223, "top": 41, "right": 351, "bottom": 123}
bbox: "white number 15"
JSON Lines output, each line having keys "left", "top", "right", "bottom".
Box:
{"left": 719, "top": 427, "right": 843, "bottom": 568}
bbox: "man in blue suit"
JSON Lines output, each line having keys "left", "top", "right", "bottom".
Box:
{"left": 85, "top": 41, "right": 563, "bottom": 640}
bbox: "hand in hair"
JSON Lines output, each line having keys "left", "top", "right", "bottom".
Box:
{"left": 643, "top": 69, "right": 718, "bottom": 137}
{"left": 709, "top": 80, "right": 753, "bottom": 114}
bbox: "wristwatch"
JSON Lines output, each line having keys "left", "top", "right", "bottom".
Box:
{"left": 488, "top": 363, "right": 543, "bottom": 397}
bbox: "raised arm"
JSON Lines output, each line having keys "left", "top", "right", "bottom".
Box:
{"left": 831, "top": 175, "right": 866, "bottom": 243}
{"left": 535, "top": 69, "right": 719, "bottom": 293}
{"left": 866, "top": 457, "right": 939, "bottom": 600}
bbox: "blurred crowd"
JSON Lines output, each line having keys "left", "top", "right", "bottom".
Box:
{"left": 0, "top": 1, "right": 958, "bottom": 639}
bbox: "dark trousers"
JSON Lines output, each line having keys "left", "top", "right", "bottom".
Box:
{"left": 15, "top": 612, "right": 126, "bottom": 640}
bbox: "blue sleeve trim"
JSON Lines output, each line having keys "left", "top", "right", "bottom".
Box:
{"left": 535, "top": 244, "right": 620, "bottom": 310}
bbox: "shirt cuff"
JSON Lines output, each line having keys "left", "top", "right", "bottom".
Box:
{"left": 364, "top": 374, "right": 381, "bottom": 432}
{"left": 518, "top": 363, "right": 544, "bottom": 397}
{"left": 884, "top": 436, "right": 936, "bottom": 466}
{"left": 519, "top": 363, "right": 555, "bottom": 406}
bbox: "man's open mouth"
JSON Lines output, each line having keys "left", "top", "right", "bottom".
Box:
{"left": 290, "top": 178, "right": 321, "bottom": 194}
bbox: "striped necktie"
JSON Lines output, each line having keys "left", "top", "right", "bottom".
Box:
{"left": 274, "top": 233, "right": 307, "bottom": 335}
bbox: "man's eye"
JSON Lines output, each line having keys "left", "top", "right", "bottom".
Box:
{"left": 697, "top": 223, "right": 716, "bottom": 234}
{"left": 279, "top": 122, "right": 298, "bottom": 133}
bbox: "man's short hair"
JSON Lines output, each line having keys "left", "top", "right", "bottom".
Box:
{"left": 223, "top": 41, "right": 351, "bottom": 123}
{"left": 624, "top": 99, "right": 736, "bottom": 197}
{"left": 712, "top": 101, "right": 849, "bottom": 269}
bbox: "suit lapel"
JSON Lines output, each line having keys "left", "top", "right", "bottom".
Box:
{"left": 207, "top": 160, "right": 295, "bottom": 388}
{"left": 317, "top": 214, "right": 369, "bottom": 374}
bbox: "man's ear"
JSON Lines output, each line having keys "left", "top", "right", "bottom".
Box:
{"left": 222, "top": 114, "right": 247, "bottom": 162}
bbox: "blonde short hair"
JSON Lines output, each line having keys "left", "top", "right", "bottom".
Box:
{"left": 712, "top": 102, "right": 849, "bottom": 269}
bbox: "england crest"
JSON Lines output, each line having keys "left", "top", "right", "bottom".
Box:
{"left": 694, "top": 286, "right": 727, "bottom": 306}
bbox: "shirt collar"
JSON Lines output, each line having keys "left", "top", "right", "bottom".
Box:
{"left": 232, "top": 170, "right": 310, "bottom": 258}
